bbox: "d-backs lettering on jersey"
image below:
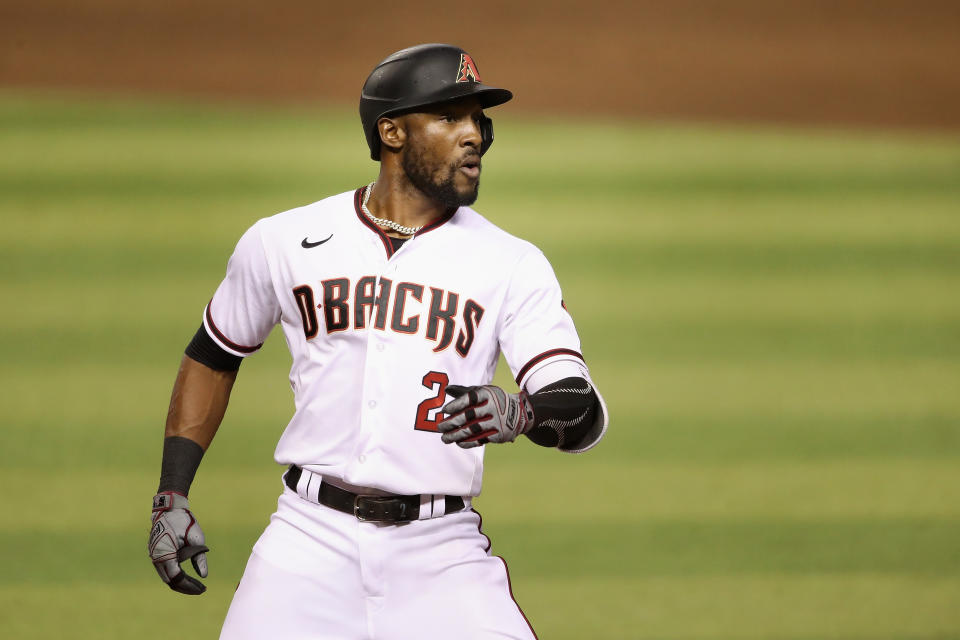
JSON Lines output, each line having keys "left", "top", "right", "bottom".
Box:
{"left": 201, "top": 188, "right": 589, "bottom": 497}
{"left": 292, "top": 277, "right": 484, "bottom": 356}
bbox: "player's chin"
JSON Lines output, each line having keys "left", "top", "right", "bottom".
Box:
{"left": 453, "top": 175, "right": 480, "bottom": 204}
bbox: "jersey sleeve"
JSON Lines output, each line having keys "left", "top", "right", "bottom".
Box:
{"left": 498, "top": 248, "right": 586, "bottom": 390}
{"left": 498, "top": 249, "right": 609, "bottom": 453}
{"left": 202, "top": 221, "right": 280, "bottom": 357}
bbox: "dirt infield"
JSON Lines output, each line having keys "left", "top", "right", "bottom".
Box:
{"left": 2, "top": 0, "right": 959, "bottom": 129}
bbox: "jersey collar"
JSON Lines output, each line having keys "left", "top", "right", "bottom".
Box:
{"left": 353, "top": 186, "right": 458, "bottom": 258}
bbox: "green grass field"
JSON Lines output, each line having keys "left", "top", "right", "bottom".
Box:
{"left": 1, "top": 91, "right": 959, "bottom": 639}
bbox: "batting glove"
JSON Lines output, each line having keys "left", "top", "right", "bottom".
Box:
{"left": 148, "top": 491, "right": 209, "bottom": 595}
{"left": 439, "top": 385, "right": 535, "bottom": 448}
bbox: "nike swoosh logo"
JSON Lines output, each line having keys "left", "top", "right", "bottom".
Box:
{"left": 301, "top": 234, "right": 333, "bottom": 248}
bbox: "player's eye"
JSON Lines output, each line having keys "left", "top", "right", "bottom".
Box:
{"left": 440, "top": 113, "right": 456, "bottom": 123}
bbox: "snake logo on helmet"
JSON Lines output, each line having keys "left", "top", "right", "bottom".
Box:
{"left": 359, "top": 44, "right": 513, "bottom": 161}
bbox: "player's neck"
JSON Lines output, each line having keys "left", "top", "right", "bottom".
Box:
{"left": 366, "top": 173, "right": 454, "bottom": 232}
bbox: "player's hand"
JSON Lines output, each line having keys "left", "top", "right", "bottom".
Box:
{"left": 439, "top": 385, "right": 535, "bottom": 448}
{"left": 148, "top": 491, "right": 209, "bottom": 595}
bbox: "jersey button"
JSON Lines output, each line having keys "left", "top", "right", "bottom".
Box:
{"left": 376, "top": 343, "right": 385, "bottom": 352}
{"left": 368, "top": 400, "right": 377, "bottom": 409}
{"left": 359, "top": 454, "right": 367, "bottom": 463}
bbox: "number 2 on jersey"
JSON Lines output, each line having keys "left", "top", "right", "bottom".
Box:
{"left": 414, "top": 371, "right": 449, "bottom": 432}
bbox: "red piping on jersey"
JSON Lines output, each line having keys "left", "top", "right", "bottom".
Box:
{"left": 416, "top": 207, "right": 457, "bottom": 235}
{"left": 515, "top": 348, "right": 585, "bottom": 385}
{"left": 354, "top": 187, "right": 395, "bottom": 258}
{"left": 205, "top": 300, "right": 262, "bottom": 354}
{"left": 353, "top": 186, "right": 458, "bottom": 259}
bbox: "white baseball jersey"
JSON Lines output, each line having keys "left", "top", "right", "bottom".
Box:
{"left": 203, "top": 187, "right": 606, "bottom": 497}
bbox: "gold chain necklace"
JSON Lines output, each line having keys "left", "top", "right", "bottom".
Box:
{"left": 362, "top": 182, "right": 422, "bottom": 236}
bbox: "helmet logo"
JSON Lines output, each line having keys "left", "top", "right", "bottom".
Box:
{"left": 456, "top": 54, "right": 482, "bottom": 83}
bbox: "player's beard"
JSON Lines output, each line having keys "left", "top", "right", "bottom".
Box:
{"left": 402, "top": 148, "right": 479, "bottom": 209}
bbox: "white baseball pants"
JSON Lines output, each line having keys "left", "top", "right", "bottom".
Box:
{"left": 219, "top": 484, "right": 538, "bottom": 639}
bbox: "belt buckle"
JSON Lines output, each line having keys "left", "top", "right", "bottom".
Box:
{"left": 354, "top": 495, "right": 412, "bottom": 522}
{"left": 353, "top": 494, "right": 374, "bottom": 521}
{"left": 354, "top": 494, "right": 387, "bottom": 522}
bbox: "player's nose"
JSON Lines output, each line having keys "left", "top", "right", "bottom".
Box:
{"left": 460, "top": 118, "right": 482, "bottom": 148}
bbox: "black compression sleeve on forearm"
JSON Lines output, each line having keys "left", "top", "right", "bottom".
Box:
{"left": 158, "top": 436, "right": 205, "bottom": 495}
{"left": 524, "top": 377, "right": 598, "bottom": 448}
{"left": 185, "top": 325, "right": 243, "bottom": 371}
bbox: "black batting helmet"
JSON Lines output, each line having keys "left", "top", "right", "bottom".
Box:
{"left": 359, "top": 44, "right": 513, "bottom": 160}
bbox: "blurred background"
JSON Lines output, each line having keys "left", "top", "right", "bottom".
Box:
{"left": 1, "top": 1, "right": 958, "bottom": 638}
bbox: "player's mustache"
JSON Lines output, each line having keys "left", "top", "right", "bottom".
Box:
{"left": 456, "top": 152, "right": 481, "bottom": 170}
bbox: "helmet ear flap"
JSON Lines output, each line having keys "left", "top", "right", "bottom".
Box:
{"left": 479, "top": 115, "right": 494, "bottom": 156}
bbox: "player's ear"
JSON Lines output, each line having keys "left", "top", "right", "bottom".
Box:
{"left": 377, "top": 116, "right": 406, "bottom": 155}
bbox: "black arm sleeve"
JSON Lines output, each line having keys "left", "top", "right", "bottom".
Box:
{"left": 524, "top": 377, "right": 599, "bottom": 448}
{"left": 185, "top": 325, "right": 243, "bottom": 371}
{"left": 157, "top": 436, "right": 205, "bottom": 495}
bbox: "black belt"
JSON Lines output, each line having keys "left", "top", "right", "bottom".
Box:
{"left": 284, "top": 465, "right": 465, "bottom": 523}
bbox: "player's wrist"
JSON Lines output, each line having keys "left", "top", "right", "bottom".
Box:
{"left": 152, "top": 490, "right": 191, "bottom": 513}
{"left": 515, "top": 391, "right": 536, "bottom": 435}
{"left": 157, "top": 436, "right": 205, "bottom": 495}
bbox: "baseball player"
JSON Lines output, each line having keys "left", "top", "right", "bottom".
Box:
{"left": 148, "top": 43, "right": 609, "bottom": 639}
